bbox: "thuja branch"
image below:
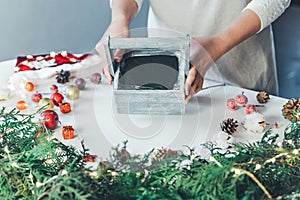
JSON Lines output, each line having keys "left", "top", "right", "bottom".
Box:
{"left": 0, "top": 107, "right": 299, "bottom": 199}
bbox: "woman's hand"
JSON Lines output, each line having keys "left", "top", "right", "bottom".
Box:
{"left": 185, "top": 9, "right": 261, "bottom": 103}
{"left": 95, "top": 21, "right": 129, "bottom": 85}
{"left": 95, "top": 0, "right": 138, "bottom": 84}
{"left": 185, "top": 36, "right": 225, "bottom": 103}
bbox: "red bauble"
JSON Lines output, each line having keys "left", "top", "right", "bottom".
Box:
{"left": 40, "top": 110, "right": 60, "bottom": 130}
{"left": 50, "top": 92, "right": 64, "bottom": 106}
{"left": 50, "top": 84, "right": 58, "bottom": 92}
{"left": 235, "top": 91, "right": 248, "bottom": 106}
{"left": 226, "top": 98, "right": 236, "bottom": 111}
{"left": 245, "top": 104, "right": 256, "bottom": 115}
{"left": 31, "top": 92, "right": 42, "bottom": 103}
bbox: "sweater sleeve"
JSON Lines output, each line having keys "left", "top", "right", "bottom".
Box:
{"left": 109, "top": 0, "right": 143, "bottom": 13}
{"left": 244, "top": 0, "right": 291, "bottom": 32}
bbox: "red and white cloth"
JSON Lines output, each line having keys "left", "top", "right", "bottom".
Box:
{"left": 11, "top": 51, "right": 101, "bottom": 81}
{"left": 14, "top": 51, "right": 89, "bottom": 73}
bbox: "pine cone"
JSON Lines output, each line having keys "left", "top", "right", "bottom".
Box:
{"left": 256, "top": 91, "right": 270, "bottom": 103}
{"left": 220, "top": 118, "right": 239, "bottom": 135}
{"left": 152, "top": 148, "right": 167, "bottom": 162}
{"left": 282, "top": 98, "right": 300, "bottom": 122}
{"left": 56, "top": 69, "right": 70, "bottom": 83}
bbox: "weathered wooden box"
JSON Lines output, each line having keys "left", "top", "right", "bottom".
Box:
{"left": 104, "top": 35, "right": 189, "bottom": 115}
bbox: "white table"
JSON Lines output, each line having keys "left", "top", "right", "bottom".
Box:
{"left": 0, "top": 59, "right": 291, "bottom": 164}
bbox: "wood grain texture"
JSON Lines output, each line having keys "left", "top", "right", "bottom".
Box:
{"left": 113, "top": 90, "right": 185, "bottom": 115}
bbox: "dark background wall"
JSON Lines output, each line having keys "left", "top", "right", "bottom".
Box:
{"left": 0, "top": 0, "right": 298, "bottom": 98}
{"left": 273, "top": 0, "right": 300, "bottom": 98}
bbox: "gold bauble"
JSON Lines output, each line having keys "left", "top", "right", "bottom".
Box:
{"left": 38, "top": 98, "right": 54, "bottom": 110}
{"left": 65, "top": 85, "right": 80, "bottom": 100}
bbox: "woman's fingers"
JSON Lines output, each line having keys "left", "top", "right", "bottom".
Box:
{"left": 185, "top": 66, "right": 196, "bottom": 96}
{"left": 184, "top": 66, "right": 203, "bottom": 104}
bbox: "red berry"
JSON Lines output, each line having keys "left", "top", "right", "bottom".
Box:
{"left": 16, "top": 100, "right": 27, "bottom": 110}
{"left": 25, "top": 82, "right": 35, "bottom": 92}
{"left": 245, "top": 104, "right": 256, "bottom": 114}
{"left": 226, "top": 98, "right": 236, "bottom": 111}
{"left": 31, "top": 92, "right": 42, "bottom": 103}
{"left": 235, "top": 91, "right": 248, "bottom": 106}
{"left": 40, "top": 110, "right": 60, "bottom": 130}
{"left": 50, "top": 92, "right": 64, "bottom": 106}
{"left": 50, "top": 84, "right": 58, "bottom": 92}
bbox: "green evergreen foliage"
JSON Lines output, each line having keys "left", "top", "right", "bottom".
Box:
{"left": 0, "top": 107, "right": 299, "bottom": 199}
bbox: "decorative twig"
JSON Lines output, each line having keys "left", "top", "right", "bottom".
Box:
{"left": 241, "top": 104, "right": 265, "bottom": 108}
{"left": 266, "top": 122, "right": 279, "bottom": 128}
{"left": 202, "top": 83, "right": 226, "bottom": 90}
{"left": 0, "top": 128, "right": 11, "bottom": 140}
{"left": 231, "top": 167, "right": 273, "bottom": 200}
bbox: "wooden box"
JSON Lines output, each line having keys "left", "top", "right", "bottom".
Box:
{"left": 104, "top": 35, "right": 189, "bottom": 115}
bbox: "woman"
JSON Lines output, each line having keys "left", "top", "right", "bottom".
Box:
{"left": 96, "top": 0, "right": 291, "bottom": 103}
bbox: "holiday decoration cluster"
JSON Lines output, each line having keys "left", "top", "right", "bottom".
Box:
{"left": 1, "top": 53, "right": 299, "bottom": 199}
{"left": 0, "top": 99, "right": 299, "bottom": 199}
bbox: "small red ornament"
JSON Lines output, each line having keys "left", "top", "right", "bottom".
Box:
{"left": 50, "top": 92, "right": 64, "bottom": 106}
{"left": 82, "top": 154, "right": 97, "bottom": 163}
{"left": 245, "top": 104, "right": 257, "bottom": 115}
{"left": 40, "top": 110, "right": 60, "bottom": 130}
{"left": 62, "top": 126, "right": 75, "bottom": 140}
{"left": 235, "top": 91, "right": 248, "bottom": 106}
{"left": 50, "top": 84, "right": 58, "bottom": 92}
{"left": 31, "top": 91, "right": 42, "bottom": 103}
{"left": 59, "top": 102, "right": 71, "bottom": 114}
{"left": 16, "top": 100, "right": 27, "bottom": 110}
{"left": 226, "top": 98, "right": 236, "bottom": 111}
{"left": 25, "top": 82, "right": 35, "bottom": 92}
{"left": 166, "top": 149, "right": 177, "bottom": 156}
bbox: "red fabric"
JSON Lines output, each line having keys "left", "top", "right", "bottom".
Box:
{"left": 15, "top": 52, "right": 90, "bottom": 73}
{"left": 18, "top": 64, "right": 36, "bottom": 71}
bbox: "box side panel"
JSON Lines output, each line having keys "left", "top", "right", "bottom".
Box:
{"left": 114, "top": 90, "right": 185, "bottom": 115}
